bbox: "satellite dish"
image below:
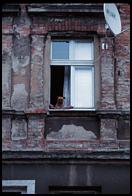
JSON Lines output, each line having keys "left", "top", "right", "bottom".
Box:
{"left": 104, "top": 3, "right": 122, "bottom": 35}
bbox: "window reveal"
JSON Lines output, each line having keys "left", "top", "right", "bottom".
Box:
{"left": 50, "top": 40, "right": 94, "bottom": 108}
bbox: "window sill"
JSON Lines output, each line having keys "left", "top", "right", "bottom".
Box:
{"left": 49, "top": 108, "right": 96, "bottom": 112}
{"left": 47, "top": 108, "right": 96, "bottom": 117}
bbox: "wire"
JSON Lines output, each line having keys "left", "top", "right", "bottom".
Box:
{"left": 107, "top": 27, "right": 130, "bottom": 39}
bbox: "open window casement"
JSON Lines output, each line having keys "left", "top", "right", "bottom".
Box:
{"left": 51, "top": 40, "right": 94, "bottom": 109}
{"left": 71, "top": 66, "right": 94, "bottom": 108}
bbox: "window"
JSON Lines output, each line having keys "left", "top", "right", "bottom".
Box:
{"left": 50, "top": 40, "right": 94, "bottom": 109}
{"left": 2, "top": 180, "right": 35, "bottom": 194}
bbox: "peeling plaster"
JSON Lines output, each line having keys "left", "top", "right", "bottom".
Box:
{"left": 47, "top": 124, "right": 97, "bottom": 140}
{"left": 11, "top": 119, "right": 27, "bottom": 140}
{"left": 100, "top": 119, "right": 117, "bottom": 140}
{"left": 20, "top": 68, "right": 26, "bottom": 75}
{"left": 2, "top": 64, "right": 11, "bottom": 89}
{"left": 12, "top": 54, "right": 30, "bottom": 73}
{"left": 11, "top": 84, "right": 28, "bottom": 110}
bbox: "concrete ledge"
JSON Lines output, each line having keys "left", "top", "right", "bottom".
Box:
{"left": 2, "top": 148, "right": 130, "bottom": 161}
{"left": 27, "top": 4, "right": 103, "bottom": 13}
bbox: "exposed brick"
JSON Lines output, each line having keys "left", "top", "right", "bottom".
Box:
{"left": 115, "top": 42, "right": 130, "bottom": 110}
{"left": 11, "top": 119, "right": 27, "bottom": 140}
{"left": 100, "top": 41, "right": 116, "bottom": 110}
{"left": 27, "top": 117, "right": 45, "bottom": 149}
{"left": 10, "top": 139, "right": 28, "bottom": 150}
{"left": 2, "top": 117, "right": 11, "bottom": 141}
{"left": 31, "top": 25, "right": 48, "bottom": 34}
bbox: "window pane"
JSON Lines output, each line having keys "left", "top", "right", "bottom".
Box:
{"left": 52, "top": 41, "right": 69, "bottom": 59}
{"left": 73, "top": 42, "right": 93, "bottom": 60}
{"left": 71, "top": 67, "right": 93, "bottom": 108}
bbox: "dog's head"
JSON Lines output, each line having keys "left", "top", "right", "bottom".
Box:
{"left": 56, "top": 96, "right": 65, "bottom": 104}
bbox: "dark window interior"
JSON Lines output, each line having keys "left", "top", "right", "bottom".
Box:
{"left": 50, "top": 66, "right": 65, "bottom": 106}
{"left": 2, "top": 192, "right": 21, "bottom": 195}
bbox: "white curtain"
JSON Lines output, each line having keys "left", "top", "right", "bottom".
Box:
{"left": 63, "top": 66, "right": 70, "bottom": 106}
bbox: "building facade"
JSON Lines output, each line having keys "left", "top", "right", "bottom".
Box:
{"left": 2, "top": 3, "right": 130, "bottom": 194}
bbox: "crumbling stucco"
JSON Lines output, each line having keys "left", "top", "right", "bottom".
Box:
{"left": 11, "top": 84, "right": 28, "bottom": 110}
{"left": 2, "top": 117, "right": 11, "bottom": 140}
{"left": 12, "top": 54, "right": 30, "bottom": 73}
{"left": 47, "top": 124, "right": 97, "bottom": 140}
{"left": 30, "top": 35, "right": 44, "bottom": 108}
{"left": 100, "top": 119, "right": 117, "bottom": 140}
{"left": 11, "top": 119, "right": 27, "bottom": 140}
{"left": 13, "top": 4, "right": 31, "bottom": 38}
{"left": 12, "top": 36, "right": 30, "bottom": 73}
{"left": 2, "top": 35, "right": 12, "bottom": 108}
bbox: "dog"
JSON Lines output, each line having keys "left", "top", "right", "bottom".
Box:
{"left": 55, "top": 96, "right": 65, "bottom": 109}
{"left": 49, "top": 96, "right": 73, "bottom": 109}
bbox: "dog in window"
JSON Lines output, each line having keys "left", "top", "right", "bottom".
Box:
{"left": 49, "top": 96, "right": 73, "bottom": 109}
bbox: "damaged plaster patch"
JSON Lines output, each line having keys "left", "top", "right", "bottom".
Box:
{"left": 11, "top": 119, "right": 27, "bottom": 140}
{"left": 11, "top": 84, "right": 28, "bottom": 110}
{"left": 12, "top": 36, "right": 30, "bottom": 73}
{"left": 100, "top": 119, "right": 117, "bottom": 140}
{"left": 12, "top": 54, "right": 30, "bottom": 73}
{"left": 46, "top": 124, "right": 97, "bottom": 140}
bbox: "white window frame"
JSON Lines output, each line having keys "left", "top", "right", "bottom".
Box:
{"left": 2, "top": 180, "right": 35, "bottom": 194}
{"left": 51, "top": 39, "right": 95, "bottom": 109}
{"left": 51, "top": 40, "right": 94, "bottom": 65}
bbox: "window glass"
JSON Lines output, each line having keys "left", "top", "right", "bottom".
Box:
{"left": 71, "top": 67, "right": 93, "bottom": 108}
{"left": 52, "top": 41, "right": 69, "bottom": 59}
{"left": 73, "top": 42, "right": 93, "bottom": 60}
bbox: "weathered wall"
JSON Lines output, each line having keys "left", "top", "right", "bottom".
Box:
{"left": 2, "top": 4, "right": 130, "bottom": 152}
{"left": 115, "top": 5, "right": 130, "bottom": 110}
